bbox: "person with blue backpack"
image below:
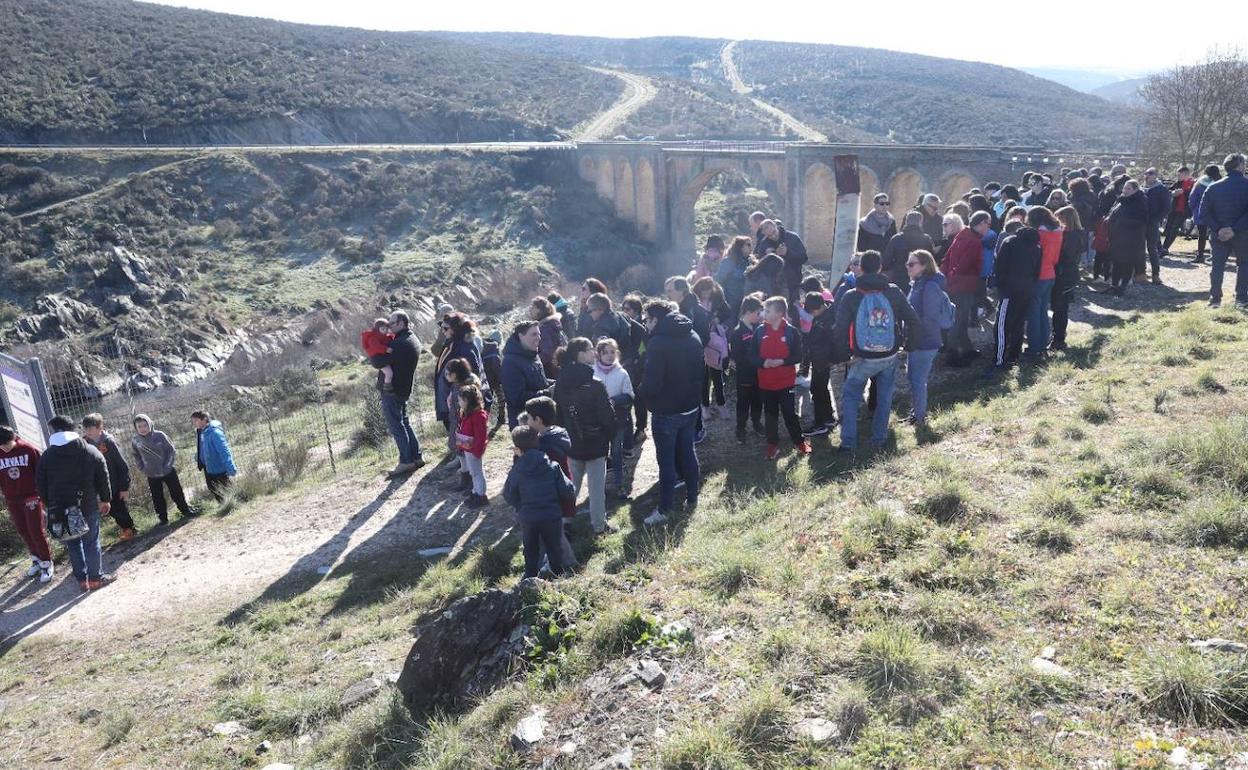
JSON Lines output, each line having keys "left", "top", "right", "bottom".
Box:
{"left": 905, "top": 250, "right": 951, "bottom": 427}
{"left": 832, "top": 251, "right": 919, "bottom": 453}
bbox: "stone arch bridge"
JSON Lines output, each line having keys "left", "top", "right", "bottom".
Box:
{"left": 573, "top": 141, "right": 1087, "bottom": 276}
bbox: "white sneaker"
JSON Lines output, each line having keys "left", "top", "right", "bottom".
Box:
{"left": 25, "top": 558, "right": 40, "bottom": 578}
{"left": 38, "top": 561, "right": 53, "bottom": 583}
{"left": 643, "top": 510, "right": 668, "bottom": 527}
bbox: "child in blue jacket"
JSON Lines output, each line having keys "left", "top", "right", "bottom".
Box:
{"left": 503, "top": 425, "right": 575, "bottom": 578}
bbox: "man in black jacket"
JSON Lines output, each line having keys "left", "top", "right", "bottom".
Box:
{"left": 754, "top": 220, "right": 809, "bottom": 304}
{"left": 832, "top": 252, "right": 919, "bottom": 452}
{"left": 377, "top": 310, "right": 426, "bottom": 479}
{"left": 1142, "top": 168, "right": 1171, "bottom": 282}
{"left": 637, "top": 301, "right": 703, "bottom": 526}
{"left": 501, "top": 321, "right": 554, "bottom": 429}
{"left": 882, "top": 210, "right": 933, "bottom": 293}
{"left": 36, "top": 415, "right": 112, "bottom": 590}
{"left": 81, "top": 413, "right": 137, "bottom": 541}
{"left": 989, "top": 226, "right": 1041, "bottom": 370}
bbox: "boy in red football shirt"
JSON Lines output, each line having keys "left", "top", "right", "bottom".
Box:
{"left": 750, "top": 297, "right": 812, "bottom": 460}
{"left": 0, "top": 425, "right": 53, "bottom": 582}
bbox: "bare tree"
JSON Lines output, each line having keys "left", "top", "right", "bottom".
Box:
{"left": 1140, "top": 48, "right": 1248, "bottom": 169}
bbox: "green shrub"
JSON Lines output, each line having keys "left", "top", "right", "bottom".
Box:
{"left": 726, "top": 685, "right": 794, "bottom": 759}
{"left": 274, "top": 441, "right": 311, "bottom": 482}
{"left": 1174, "top": 496, "right": 1248, "bottom": 548}
{"left": 1027, "top": 485, "right": 1085, "bottom": 524}
{"left": 1079, "top": 400, "right": 1113, "bottom": 424}
{"left": 1157, "top": 419, "right": 1248, "bottom": 493}
{"left": 1137, "top": 649, "right": 1248, "bottom": 726}
{"left": 660, "top": 724, "right": 747, "bottom": 770}
{"left": 1016, "top": 518, "right": 1075, "bottom": 552}
{"left": 839, "top": 504, "right": 925, "bottom": 567}
{"left": 912, "top": 477, "right": 982, "bottom": 525}
{"left": 908, "top": 591, "right": 990, "bottom": 644}
{"left": 852, "top": 626, "right": 931, "bottom": 699}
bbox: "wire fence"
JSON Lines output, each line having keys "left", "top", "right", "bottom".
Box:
{"left": 31, "top": 341, "right": 444, "bottom": 515}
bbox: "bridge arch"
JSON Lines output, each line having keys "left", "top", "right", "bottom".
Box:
{"left": 802, "top": 161, "right": 838, "bottom": 266}
{"left": 886, "top": 167, "right": 926, "bottom": 212}
{"left": 614, "top": 159, "right": 636, "bottom": 221}
{"left": 594, "top": 158, "right": 614, "bottom": 200}
{"left": 635, "top": 158, "right": 658, "bottom": 241}
{"left": 937, "top": 169, "right": 977, "bottom": 207}
{"left": 858, "top": 165, "right": 882, "bottom": 217}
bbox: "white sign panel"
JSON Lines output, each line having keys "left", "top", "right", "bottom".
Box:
{"left": 1, "top": 369, "right": 46, "bottom": 451}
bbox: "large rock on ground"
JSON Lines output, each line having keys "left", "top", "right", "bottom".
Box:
{"left": 396, "top": 581, "right": 534, "bottom": 716}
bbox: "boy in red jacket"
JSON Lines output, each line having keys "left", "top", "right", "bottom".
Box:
{"left": 750, "top": 297, "right": 812, "bottom": 460}
{"left": 0, "top": 425, "right": 53, "bottom": 582}
{"left": 454, "top": 384, "right": 490, "bottom": 508}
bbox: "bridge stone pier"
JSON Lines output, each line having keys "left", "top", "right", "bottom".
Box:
{"left": 574, "top": 141, "right": 1066, "bottom": 277}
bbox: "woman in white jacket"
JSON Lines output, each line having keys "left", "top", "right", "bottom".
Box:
{"left": 593, "top": 338, "right": 634, "bottom": 499}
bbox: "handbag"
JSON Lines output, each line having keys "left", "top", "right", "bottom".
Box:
{"left": 47, "top": 496, "right": 90, "bottom": 542}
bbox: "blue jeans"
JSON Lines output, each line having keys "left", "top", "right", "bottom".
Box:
{"left": 906, "top": 349, "right": 939, "bottom": 422}
{"left": 1027, "top": 279, "right": 1054, "bottom": 352}
{"left": 380, "top": 393, "right": 422, "bottom": 465}
{"left": 652, "top": 410, "right": 699, "bottom": 514}
{"left": 839, "top": 356, "right": 899, "bottom": 450}
{"left": 66, "top": 506, "right": 102, "bottom": 581}
{"left": 1210, "top": 230, "right": 1248, "bottom": 303}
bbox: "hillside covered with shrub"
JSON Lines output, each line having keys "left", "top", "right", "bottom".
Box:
{"left": 0, "top": 0, "right": 622, "bottom": 145}
{"left": 441, "top": 32, "right": 1134, "bottom": 149}
{"left": 735, "top": 40, "right": 1134, "bottom": 149}
{"left": 0, "top": 148, "right": 652, "bottom": 386}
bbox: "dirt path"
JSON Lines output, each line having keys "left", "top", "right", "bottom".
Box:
{"left": 719, "top": 40, "right": 828, "bottom": 142}
{"left": 0, "top": 431, "right": 663, "bottom": 643}
{"left": 14, "top": 156, "right": 204, "bottom": 220}
{"left": 575, "top": 68, "right": 658, "bottom": 141}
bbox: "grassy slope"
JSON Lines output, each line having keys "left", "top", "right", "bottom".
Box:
{"left": 2, "top": 258, "right": 1247, "bottom": 768}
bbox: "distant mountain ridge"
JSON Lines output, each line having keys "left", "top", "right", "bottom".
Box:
{"left": 0, "top": 0, "right": 622, "bottom": 145}
{"left": 438, "top": 32, "right": 1134, "bottom": 149}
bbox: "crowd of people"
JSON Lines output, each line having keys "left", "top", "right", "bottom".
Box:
{"left": 7, "top": 154, "right": 1246, "bottom": 591}
{"left": 358, "top": 152, "right": 1248, "bottom": 579}
{"left": 1, "top": 410, "right": 237, "bottom": 591}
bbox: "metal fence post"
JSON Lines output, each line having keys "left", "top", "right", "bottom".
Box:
{"left": 319, "top": 393, "right": 337, "bottom": 475}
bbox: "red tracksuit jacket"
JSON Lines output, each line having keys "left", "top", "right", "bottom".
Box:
{"left": 0, "top": 438, "right": 41, "bottom": 503}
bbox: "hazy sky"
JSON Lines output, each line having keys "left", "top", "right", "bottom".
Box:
{"left": 144, "top": 0, "right": 1245, "bottom": 72}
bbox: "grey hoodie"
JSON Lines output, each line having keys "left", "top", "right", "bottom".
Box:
{"left": 130, "top": 413, "right": 177, "bottom": 478}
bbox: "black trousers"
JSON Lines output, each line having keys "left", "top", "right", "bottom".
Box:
{"left": 205, "top": 473, "right": 232, "bottom": 502}
{"left": 110, "top": 493, "right": 136, "bottom": 530}
{"left": 1196, "top": 225, "right": 1209, "bottom": 259}
{"left": 761, "top": 387, "right": 803, "bottom": 445}
{"left": 626, "top": 362, "right": 648, "bottom": 432}
{"left": 992, "top": 295, "right": 1031, "bottom": 366}
{"left": 1051, "top": 280, "right": 1076, "bottom": 347}
{"left": 1093, "top": 249, "right": 1111, "bottom": 281}
{"left": 736, "top": 381, "right": 762, "bottom": 429}
{"left": 810, "top": 364, "right": 835, "bottom": 426}
{"left": 522, "top": 518, "right": 565, "bottom": 578}
{"left": 148, "top": 469, "right": 191, "bottom": 522}
{"left": 1111, "top": 259, "right": 1135, "bottom": 290}
{"left": 702, "top": 366, "right": 725, "bottom": 407}
{"left": 1162, "top": 210, "right": 1186, "bottom": 250}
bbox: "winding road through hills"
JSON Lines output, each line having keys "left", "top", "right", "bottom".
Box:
{"left": 575, "top": 67, "right": 658, "bottom": 141}
{"left": 720, "top": 40, "right": 828, "bottom": 143}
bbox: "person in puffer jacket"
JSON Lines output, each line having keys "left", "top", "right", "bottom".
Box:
{"left": 1187, "top": 164, "right": 1221, "bottom": 264}
{"left": 192, "top": 410, "right": 237, "bottom": 502}
{"left": 990, "top": 226, "right": 1041, "bottom": 369}
{"left": 1050, "top": 206, "right": 1086, "bottom": 351}
{"left": 554, "top": 338, "right": 617, "bottom": 536}
{"left": 503, "top": 425, "right": 575, "bottom": 579}
{"left": 750, "top": 296, "right": 809, "bottom": 460}
{"left": 132, "top": 413, "right": 194, "bottom": 523}
{"left": 905, "top": 250, "right": 947, "bottom": 427}
{"left": 940, "top": 213, "right": 984, "bottom": 366}
{"left": 1026, "top": 207, "right": 1064, "bottom": 357}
